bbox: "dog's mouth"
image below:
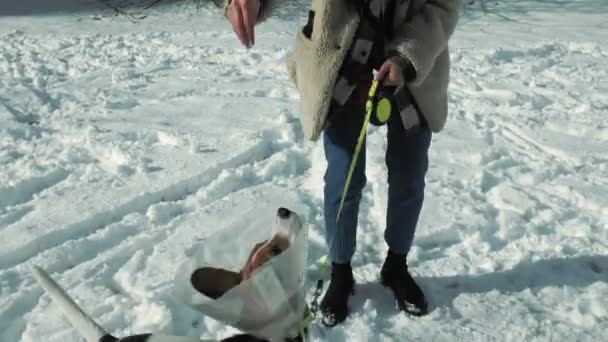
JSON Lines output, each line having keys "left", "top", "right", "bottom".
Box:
{"left": 241, "top": 233, "right": 290, "bottom": 281}
{"left": 270, "top": 246, "right": 283, "bottom": 256}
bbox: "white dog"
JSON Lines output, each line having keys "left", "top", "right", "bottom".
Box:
{"left": 32, "top": 207, "right": 307, "bottom": 342}
{"left": 174, "top": 207, "right": 308, "bottom": 341}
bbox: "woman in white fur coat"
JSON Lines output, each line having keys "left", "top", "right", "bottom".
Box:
{"left": 225, "top": 0, "right": 461, "bottom": 328}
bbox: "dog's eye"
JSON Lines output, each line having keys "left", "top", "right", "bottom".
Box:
{"left": 271, "top": 246, "right": 282, "bottom": 256}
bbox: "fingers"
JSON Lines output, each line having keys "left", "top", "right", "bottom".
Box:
{"left": 228, "top": 3, "right": 248, "bottom": 47}
{"left": 228, "top": 0, "right": 259, "bottom": 48}
{"left": 375, "top": 61, "right": 391, "bottom": 82}
{"left": 376, "top": 60, "right": 404, "bottom": 87}
{"left": 242, "top": 1, "right": 256, "bottom": 47}
{"left": 384, "top": 67, "right": 402, "bottom": 87}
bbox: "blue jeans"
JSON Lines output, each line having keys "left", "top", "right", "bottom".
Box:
{"left": 323, "top": 106, "right": 431, "bottom": 264}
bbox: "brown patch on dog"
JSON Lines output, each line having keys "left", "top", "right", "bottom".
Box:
{"left": 191, "top": 267, "right": 242, "bottom": 299}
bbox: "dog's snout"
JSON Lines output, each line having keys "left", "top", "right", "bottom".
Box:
{"left": 277, "top": 207, "right": 291, "bottom": 219}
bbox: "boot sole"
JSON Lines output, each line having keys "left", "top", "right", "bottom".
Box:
{"left": 380, "top": 277, "right": 428, "bottom": 317}
{"left": 320, "top": 284, "right": 356, "bottom": 328}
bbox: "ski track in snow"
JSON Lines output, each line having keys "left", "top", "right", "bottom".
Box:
{"left": 1, "top": 1, "right": 607, "bottom": 341}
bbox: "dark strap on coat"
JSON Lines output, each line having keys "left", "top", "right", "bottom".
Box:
{"left": 384, "top": 0, "right": 398, "bottom": 39}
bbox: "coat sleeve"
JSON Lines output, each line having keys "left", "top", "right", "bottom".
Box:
{"left": 224, "top": 0, "right": 280, "bottom": 22}
{"left": 387, "top": 0, "right": 461, "bottom": 85}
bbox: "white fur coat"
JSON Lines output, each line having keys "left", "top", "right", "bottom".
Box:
{"left": 225, "top": 0, "right": 461, "bottom": 141}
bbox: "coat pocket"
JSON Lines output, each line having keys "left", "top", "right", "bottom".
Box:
{"left": 287, "top": 9, "right": 316, "bottom": 86}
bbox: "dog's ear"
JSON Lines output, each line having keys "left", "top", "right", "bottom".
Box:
{"left": 191, "top": 267, "right": 242, "bottom": 299}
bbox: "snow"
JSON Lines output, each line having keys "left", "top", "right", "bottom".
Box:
{"left": 1, "top": 0, "right": 607, "bottom": 341}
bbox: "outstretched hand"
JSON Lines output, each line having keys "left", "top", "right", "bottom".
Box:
{"left": 227, "top": 0, "right": 261, "bottom": 48}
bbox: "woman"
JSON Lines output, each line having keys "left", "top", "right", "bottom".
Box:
{"left": 225, "top": 0, "right": 461, "bottom": 327}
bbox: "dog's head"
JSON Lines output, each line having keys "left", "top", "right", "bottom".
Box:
{"left": 192, "top": 207, "right": 303, "bottom": 296}
{"left": 272, "top": 207, "right": 303, "bottom": 240}
{"left": 241, "top": 207, "right": 303, "bottom": 280}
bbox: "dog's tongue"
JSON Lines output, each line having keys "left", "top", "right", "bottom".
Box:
{"left": 241, "top": 240, "right": 269, "bottom": 280}
{"left": 241, "top": 235, "right": 290, "bottom": 280}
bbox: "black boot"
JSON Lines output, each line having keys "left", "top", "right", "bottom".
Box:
{"left": 380, "top": 250, "right": 428, "bottom": 316}
{"left": 319, "top": 262, "right": 354, "bottom": 327}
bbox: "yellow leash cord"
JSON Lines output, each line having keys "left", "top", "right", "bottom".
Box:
{"left": 336, "top": 78, "right": 380, "bottom": 222}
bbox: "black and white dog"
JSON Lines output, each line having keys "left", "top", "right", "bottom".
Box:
{"left": 32, "top": 208, "right": 305, "bottom": 342}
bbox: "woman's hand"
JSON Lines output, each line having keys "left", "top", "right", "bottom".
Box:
{"left": 375, "top": 59, "right": 406, "bottom": 88}
{"left": 227, "top": 0, "right": 261, "bottom": 48}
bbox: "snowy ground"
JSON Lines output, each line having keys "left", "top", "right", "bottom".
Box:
{"left": 1, "top": 1, "right": 607, "bottom": 341}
